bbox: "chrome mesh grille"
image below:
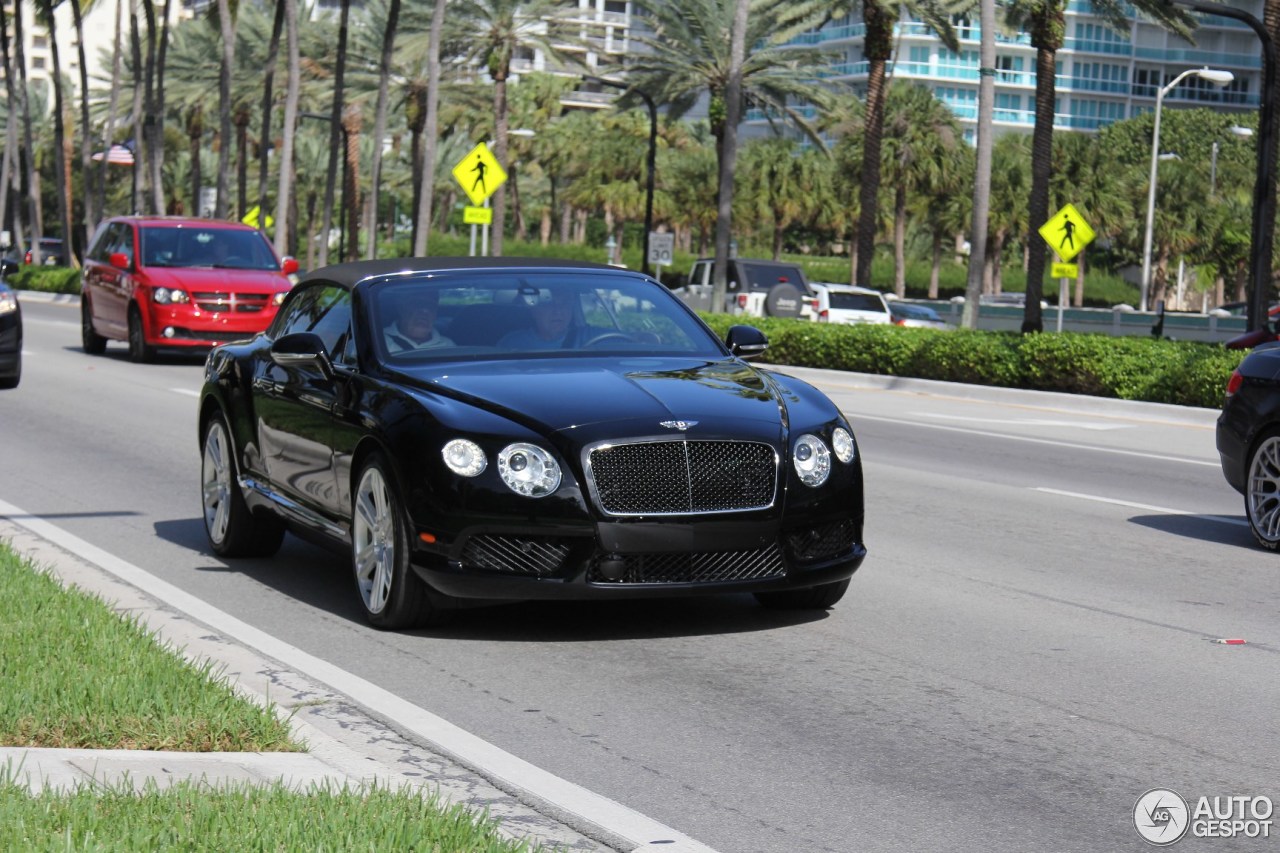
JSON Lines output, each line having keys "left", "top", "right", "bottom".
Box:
{"left": 190, "top": 291, "right": 271, "bottom": 314}
{"left": 460, "top": 535, "right": 572, "bottom": 577}
{"left": 588, "top": 544, "right": 785, "bottom": 584}
{"left": 588, "top": 440, "right": 776, "bottom": 515}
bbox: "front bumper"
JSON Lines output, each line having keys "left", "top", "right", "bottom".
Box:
{"left": 143, "top": 303, "right": 279, "bottom": 347}
{"left": 410, "top": 515, "right": 866, "bottom": 600}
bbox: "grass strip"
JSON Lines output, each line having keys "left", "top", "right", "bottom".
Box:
{"left": 0, "top": 772, "right": 538, "bottom": 852}
{"left": 0, "top": 540, "right": 299, "bottom": 752}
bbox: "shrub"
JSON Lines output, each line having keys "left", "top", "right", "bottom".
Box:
{"left": 9, "top": 265, "right": 80, "bottom": 294}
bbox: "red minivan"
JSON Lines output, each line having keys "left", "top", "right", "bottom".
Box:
{"left": 80, "top": 216, "right": 299, "bottom": 362}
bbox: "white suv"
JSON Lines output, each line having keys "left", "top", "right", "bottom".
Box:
{"left": 676, "top": 258, "right": 819, "bottom": 320}
{"left": 811, "top": 283, "right": 892, "bottom": 325}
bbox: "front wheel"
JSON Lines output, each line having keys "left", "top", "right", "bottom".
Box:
{"left": 128, "top": 305, "right": 154, "bottom": 363}
{"left": 351, "top": 456, "right": 451, "bottom": 629}
{"left": 81, "top": 298, "right": 106, "bottom": 354}
{"left": 202, "top": 413, "right": 284, "bottom": 557}
{"left": 754, "top": 579, "right": 850, "bottom": 611}
{"left": 1246, "top": 430, "right": 1280, "bottom": 550}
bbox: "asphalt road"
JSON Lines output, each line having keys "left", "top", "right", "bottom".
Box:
{"left": 4, "top": 297, "right": 1276, "bottom": 853}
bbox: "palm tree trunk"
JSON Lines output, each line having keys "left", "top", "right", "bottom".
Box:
{"left": 342, "top": 102, "right": 361, "bottom": 262}
{"left": 274, "top": 0, "right": 300, "bottom": 258}
{"left": 100, "top": 0, "right": 124, "bottom": 221}
{"left": 1023, "top": 7, "right": 1065, "bottom": 334}
{"left": 236, "top": 109, "right": 250, "bottom": 219}
{"left": 492, "top": 73, "right": 509, "bottom": 257}
{"left": 413, "top": 0, "right": 446, "bottom": 255}
{"left": 140, "top": 0, "right": 162, "bottom": 214}
{"left": 258, "top": 0, "right": 285, "bottom": 229}
{"left": 41, "top": 0, "right": 73, "bottom": 263}
{"left": 962, "top": 0, "right": 996, "bottom": 328}
{"left": 152, "top": 0, "right": 173, "bottom": 214}
{"left": 129, "top": 0, "right": 145, "bottom": 214}
{"left": 365, "top": 0, "right": 400, "bottom": 259}
{"left": 215, "top": 0, "right": 236, "bottom": 218}
{"left": 407, "top": 83, "right": 426, "bottom": 246}
{"left": 188, "top": 107, "right": 203, "bottom": 217}
{"left": 893, "top": 183, "right": 907, "bottom": 297}
{"left": 855, "top": 0, "right": 893, "bottom": 287}
{"left": 11, "top": 1, "right": 41, "bottom": 251}
{"left": 711, "top": 0, "right": 749, "bottom": 310}
{"left": 319, "top": 0, "right": 351, "bottom": 266}
{"left": 72, "top": 0, "right": 97, "bottom": 244}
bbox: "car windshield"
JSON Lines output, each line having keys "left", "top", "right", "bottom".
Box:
{"left": 139, "top": 227, "right": 280, "bottom": 270}
{"left": 371, "top": 271, "right": 725, "bottom": 362}
{"left": 829, "top": 292, "right": 885, "bottom": 312}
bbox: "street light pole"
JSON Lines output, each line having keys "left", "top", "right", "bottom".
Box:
{"left": 1139, "top": 67, "right": 1233, "bottom": 313}
{"left": 582, "top": 75, "right": 657, "bottom": 277}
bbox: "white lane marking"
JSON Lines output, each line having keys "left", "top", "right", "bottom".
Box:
{"left": 0, "top": 497, "right": 715, "bottom": 853}
{"left": 171, "top": 388, "right": 200, "bottom": 398}
{"left": 922, "top": 413, "right": 1130, "bottom": 431}
{"left": 1033, "top": 487, "right": 1249, "bottom": 526}
{"left": 20, "top": 317, "right": 80, "bottom": 329}
{"left": 853, "top": 412, "right": 1218, "bottom": 467}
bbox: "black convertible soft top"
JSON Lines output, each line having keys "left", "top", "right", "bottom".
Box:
{"left": 298, "top": 256, "right": 632, "bottom": 289}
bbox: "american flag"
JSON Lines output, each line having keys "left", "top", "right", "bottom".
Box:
{"left": 92, "top": 143, "right": 135, "bottom": 166}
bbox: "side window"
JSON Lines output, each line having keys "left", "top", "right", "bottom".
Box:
{"left": 86, "top": 223, "right": 111, "bottom": 261}
{"left": 271, "top": 284, "right": 351, "bottom": 358}
{"left": 106, "top": 224, "right": 134, "bottom": 263}
{"left": 688, "top": 261, "right": 708, "bottom": 288}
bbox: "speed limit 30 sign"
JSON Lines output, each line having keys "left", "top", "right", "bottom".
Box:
{"left": 647, "top": 232, "right": 674, "bottom": 267}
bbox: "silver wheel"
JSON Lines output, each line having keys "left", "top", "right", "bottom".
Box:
{"left": 353, "top": 466, "right": 396, "bottom": 614}
{"left": 1247, "top": 433, "right": 1280, "bottom": 549}
{"left": 202, "top": 419, "right": 233, "bottom": 547}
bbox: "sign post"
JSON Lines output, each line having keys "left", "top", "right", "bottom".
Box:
{"left": 1038, "top": 204, "right": 1096, "bottom": 333}
{"left": 451, "top": 142, "right": 508, "bottom": 257}
{"left": 647, "top": 232, "right": 674, "bottom": 281}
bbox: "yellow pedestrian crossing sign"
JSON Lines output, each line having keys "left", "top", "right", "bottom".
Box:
{"left": 242, "top": 205, "right": 273, "bottom": 230}
{"left": 1038, "top": 203, "right": 1095, "bottom": 263}
{"left": 451, "top": 142, "right": 507, "bottom": 206}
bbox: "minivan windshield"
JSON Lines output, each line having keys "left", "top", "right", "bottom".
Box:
{"left": 139, "top": 227, "right": 280, "bottom": 271}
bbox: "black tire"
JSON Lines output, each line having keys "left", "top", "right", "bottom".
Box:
{"left": 0, "top": 362, "right": 17, "bottom": 389}
{"left": 127, "top": 305, "right": 154, "bottom": 363}
{"left": 1245, "top": 429, "right": 1280, "bottom": 551}
{"left": 351, "top": 454, "right": 452, "bottom": 629}
{"left": 764, "top": 283, "right": 804, "bottom": 318}
{"left": 81, "top": 298, "right": 107, "bottom": 355}
{"left": 201, "top": 413, "right": 285, "bottom": 557}
{"left": 754, "top": 578, "right": 850, "bottom": 611}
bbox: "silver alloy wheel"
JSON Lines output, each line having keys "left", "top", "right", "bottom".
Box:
{"left": 353, "top": 467, "right": 396, "bottom": 614}
{"left": 1248, "top": 435, "right": 1280, "bottom": 545}
{"left": 202, "top": 421, "right": 233, "bottom": 546}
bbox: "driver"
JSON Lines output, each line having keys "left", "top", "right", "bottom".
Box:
{"left": 384, "top": 288, "right": 454, "bottom": 352}
{"left": 499, "top": 287, "right": 576, "bottom": 349}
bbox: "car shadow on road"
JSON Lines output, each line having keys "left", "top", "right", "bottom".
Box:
{"left": 1129, "top": 513, "right": 1257, "bottom": 549}
{"left": 154, "top": 517, "right": 833, "bottom": 641}
{"left": 62, "top": 345, "right": 209, "bottom": 365}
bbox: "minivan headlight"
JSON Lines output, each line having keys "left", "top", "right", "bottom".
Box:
{"left": 153, "top": 287, "right": 189, "bottom": 305}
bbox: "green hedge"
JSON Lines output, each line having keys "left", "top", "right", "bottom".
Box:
{"left": 700, "top": 313, "right": 1244, "bottom": 409}
{"left": 8, "top": 265, "right": 80, "bottom": 294}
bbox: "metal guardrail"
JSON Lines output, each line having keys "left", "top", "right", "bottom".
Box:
{"left": 919, "top": 300, "right": 1248, "bottom": 343}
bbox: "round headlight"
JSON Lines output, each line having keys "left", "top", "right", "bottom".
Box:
{"left": 832, "top": 427, "right": 856, "bottom": 463}
{"left": 153, "top": 287, "right": 171, "bottom": 304}
{"left": 793, "top": 434, "right": 831, "bottom": 487}
{"left": 498, "top": 443, "right": 561, "bottom": 497}
{"left": 272, "top": 291, "right": 288, "bottom": 306}
{"left": 442, "top": 439, "right": 486, "bottom": 477}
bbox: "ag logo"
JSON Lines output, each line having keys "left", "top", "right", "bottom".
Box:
{"left": 1134, "top": 789, "right": 1190, "bottom": 846}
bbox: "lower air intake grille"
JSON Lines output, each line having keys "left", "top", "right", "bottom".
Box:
{"left": 786, "top": 519, "right": 857, "bottom": 562}
{"left": 460, "top": 535, "right": 572, "bottom": 577}
{"left": 588, "top": 544, "right": 785, "bottom": 584}
{"left": 588, "top": 440, "right": 776, "bottom": 516}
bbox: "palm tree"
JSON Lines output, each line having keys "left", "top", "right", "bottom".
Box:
{"left": 412, "top": 0, "right": 447, "bottom": 255}
{"left": 879, "top": 81, "right": 962, "bottom": 296}
{"left": 274, "top": 0, "right": 300, "bottom": 258}
{"left": 37, "top": 0, "right": 73, "bottom": 262}
{"left": 985, "top": 133, "right": 1032, "bottom": 296}
{"left": 853, "top": 0, "right": 962, "bottom": 290}
{"left": 453, "top": 0, "right": 582, "bottom": 257}
{"left": 360, "top": 0, "right": 401, "bottom": 258}
{"left": 629, "top": 0, "right": 835, "bottom": 308}
{"left": 256, "top": 0, "right": 285, "bottom": 230}
{"left": 71, "top": 0, "right": 98, "bottom": 243}
{"left": 214, "top": 0, "right": 235, "bottom": 218}
{"left": 319, "top": 0, "right": 351, "bottom": 265}
{"left": 1003, "top": 0, "right": 1192, "bottom": 331}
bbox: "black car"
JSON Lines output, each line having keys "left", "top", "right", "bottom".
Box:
{"left": 198, "top": 258, "right": 867, "bottom": 628}
{"left": 1217, "top": 343, "right": 1280, "bottom": 548}
{"left": 0, "top": 279, "right": 21, "bottom": 388}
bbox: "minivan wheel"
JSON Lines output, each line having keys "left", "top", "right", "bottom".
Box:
{"left": 81, "top": 298, "right": 106, "bottom": 354}
{"left": 127, "top": 305, "right": 154, "bottom": 363}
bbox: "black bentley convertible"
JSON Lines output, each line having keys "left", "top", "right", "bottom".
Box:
{"left": 198, "top": 258, "right": 866, "bottom": 628}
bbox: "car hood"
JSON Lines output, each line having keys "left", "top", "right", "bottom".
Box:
{"left": 139, "top": 266, "right": 291, "bottom": 292}
{"left": 398, "top": 357, "right": 789, "bottom": 435}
